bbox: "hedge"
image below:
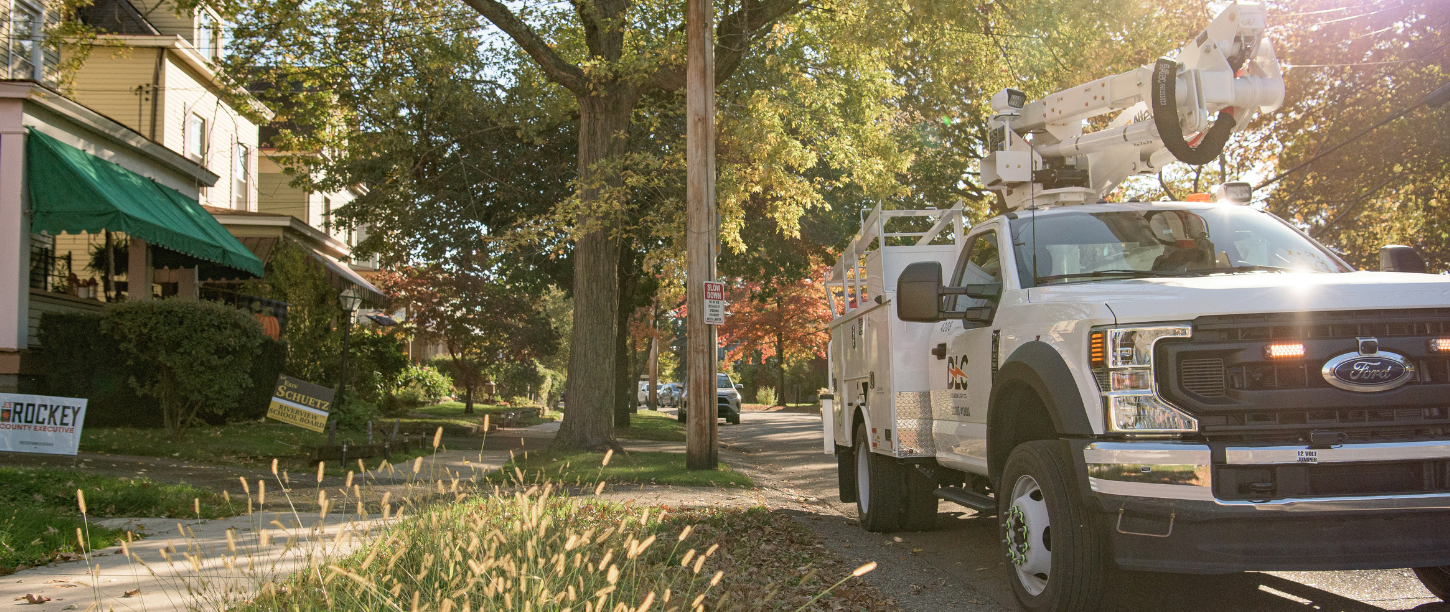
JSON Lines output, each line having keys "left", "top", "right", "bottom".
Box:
{"left": 37, "top": 302, "right": 286, "bottom": 432}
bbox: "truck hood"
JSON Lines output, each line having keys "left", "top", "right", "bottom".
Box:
{"left": 1028, "top": 271, "right": 1450, "bottom": 323}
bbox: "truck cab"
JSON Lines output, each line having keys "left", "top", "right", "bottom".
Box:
{"left": 822, "top": 200, "right": 1450, "bottom": 611}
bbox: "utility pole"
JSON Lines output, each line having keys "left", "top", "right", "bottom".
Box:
{"left": 685, "top": 0, "right": 717, "bottom": 470}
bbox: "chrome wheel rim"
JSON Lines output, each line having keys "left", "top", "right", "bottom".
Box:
{"left": 856, "top": 438, "right": 871, "bottom": 515}
{"left": 1004, "top": 474, "right": 1052, "bottom": 596}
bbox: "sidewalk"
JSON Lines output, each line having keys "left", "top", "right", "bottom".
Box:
{"left": 1, "top": 512, "right": 386, "bottom": 612}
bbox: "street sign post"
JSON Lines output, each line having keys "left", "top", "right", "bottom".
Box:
{"left": 704, "top": 281, "right": 725, "bottom": 325}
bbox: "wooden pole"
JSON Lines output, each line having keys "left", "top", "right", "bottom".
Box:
{"left": 685, "top": 0, "right": 717, "bottom": 470}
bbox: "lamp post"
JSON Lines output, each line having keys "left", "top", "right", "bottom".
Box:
{"left": 336, "top": 286, "right": 362, "bottom": 411}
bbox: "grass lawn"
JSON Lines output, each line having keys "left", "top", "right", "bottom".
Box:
{"left": 411, "top": 401, "right": 560, "bottom": 429}
{"left": 80, "top": 422, "right": 434, "bottom": 472}
{"left": 616, "top": 408, "right": 686, "bottom": 441}
{"left": 238, "top": 491, "right": 891, "bottom": 612}
{"left": 0, "top": 467, "right": 235, "bottom": 574}
{"left": 489, "top": 449, "right": 752, "bottom": 488}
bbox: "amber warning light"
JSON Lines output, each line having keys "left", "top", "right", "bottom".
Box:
{"left": 1428, "top": 339, "right": 1450, "bottom": 353}
{"left": 1264, "top": 343, "right": 1306, "bottom": 359}
{"left": 1090, "top": 332, "right": 1107, "bottom": 369}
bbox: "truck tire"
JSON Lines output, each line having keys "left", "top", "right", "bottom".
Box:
{"left": 901, "top": 464, "right": 939, "bottom": 531}
{"left": 1415, "top": 566, "right": 1450, "bottom": 601}
{"left": 854, "top": 423, "right": 901, "bottom": 532}
{"left": 998, "top": 440, "right": 1107, "bottom": 612}
{"left": 837, "top": 445, "right": 858, "bottom": 503}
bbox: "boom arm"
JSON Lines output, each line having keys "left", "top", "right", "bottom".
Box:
{"left": 983, "top": 2, "right": 1284, "bottom": 210}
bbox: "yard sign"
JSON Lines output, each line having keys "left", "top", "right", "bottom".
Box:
{"left": 704, "top": 281, "right": 726, "bottom": 325}
{"left": 0, "top": 393, "right": 88, "bottom": 455}
{"left": 266, "top": 375, "right": 334, "bottom": 432}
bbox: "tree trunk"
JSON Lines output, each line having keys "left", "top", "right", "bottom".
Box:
{"left": 613, "top": 242, "right": 638, "bottom": 427}
{"left": 464, "top": 384, "right": 474, "bottom": 415}
{"left": 553, "top": 92, "right": 636, "bottom": 452}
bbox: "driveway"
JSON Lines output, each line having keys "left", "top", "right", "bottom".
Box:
{"left": 709, "top": 409, "right": 1450, "bottom": 612}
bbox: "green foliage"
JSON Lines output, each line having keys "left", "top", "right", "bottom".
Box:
{"left": 39, "top": 310, "right": 283, "bottom": 427}
{"left": 345, "top": 327, "right": 409, "bottom": 405}
{"left": 755, "top": 386, "right": 778, "bottom": 407}
{"left": 101, "top": 299, "right": 267, "bottom": 437}
{"left": 392, "top": 364, "right": 453, "bottom": 410}
{"left": 243, "top": 240, "right": 343, "bottom": 383}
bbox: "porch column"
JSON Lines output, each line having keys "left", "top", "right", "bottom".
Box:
{"left": 128, "top": 237, "right": 152, "bottom": 301}
{"left": 176, "top": 267, "right": 197, "bottom": 300}
{"left": 0, "top": 99, "right": 27, "bottom": 391}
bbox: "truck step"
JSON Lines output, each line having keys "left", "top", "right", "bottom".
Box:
{"left": 934, "top": 487, "right": 997, "bottom": 515}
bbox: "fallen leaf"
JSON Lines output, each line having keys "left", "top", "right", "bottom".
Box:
{"left": 23, "top": 593, "right": 51, "bottom": 604}
{"left": 123, "top": 589, "right": 141, "bottom": 598}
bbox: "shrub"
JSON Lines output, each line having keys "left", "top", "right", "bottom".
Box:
{"left": 37, "top": 311, "right": 160, "bottom": 427}
{"left": 391, "top": 364, "right": 452, "bottom": 412}
{"left": 346, "top": 328, "right": 408, "bottom": 404}
{"left": 228, "top": 337, "right": 288, "bottom": 423}
{"left": 102, "top": 299, "right": 266, "bottom": 438}
{"left": 755, "top": 386, "right": 777, "bottom": 406}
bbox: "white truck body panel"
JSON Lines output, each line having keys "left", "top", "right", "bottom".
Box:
{"left": 825, "top": 205, "right": 965, "bottom": 458}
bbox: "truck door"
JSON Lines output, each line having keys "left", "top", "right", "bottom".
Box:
{"left": 932, "top": 227, "right": 1003, "bottom": 470}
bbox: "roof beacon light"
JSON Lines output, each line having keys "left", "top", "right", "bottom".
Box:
{"left": 1427, "top": 338, "right": 1450, "bottom": 353}
{"left": 1264, "top": 343, "right": 1306, "bottom": 360}
{"left": 1215, "top": 182, "right": 1253, "bottom": 204}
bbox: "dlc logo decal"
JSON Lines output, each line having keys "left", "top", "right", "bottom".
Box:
{"left": 947, "top": 355, "right": 969, "bottom": 390}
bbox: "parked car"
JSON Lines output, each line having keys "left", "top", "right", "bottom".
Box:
{"left": 660, "top": 383, "right": 681, "bottom": 407}
{"left": 677, "top": 373, "right": 742, "bottom": 425}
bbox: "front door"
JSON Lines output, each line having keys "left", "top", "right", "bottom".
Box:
{"left": 931, "top": 227, "right": 1004, "bottom": 472}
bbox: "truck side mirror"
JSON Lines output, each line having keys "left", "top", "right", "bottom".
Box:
{"left": 897, "top": 262, "right": 1004, "bottom": 322}
{"left": 897, "top": 262, "right": 946, "bottom": 322}
{"left": 1380, "top": 245, "right": 1427, "bottom": 273}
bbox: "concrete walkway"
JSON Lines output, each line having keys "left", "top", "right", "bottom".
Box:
{"left": 1, "top": 512, "right": 388, "bottom": 611}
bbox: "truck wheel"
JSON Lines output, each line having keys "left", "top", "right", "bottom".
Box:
{"left": 999, "top": 440, "right": 1106, "bottom": 612}
{"left": 1414, "top": 566, "right": 1450, "bottom": 601}
{"left": 837, "top": 445, "right": 857, "bottom": 503}
{"left": 854, "top": 424, "right": 901, "bottom": 532}
{"left": 901, "top": 464, "right": 939, "bottom": 531}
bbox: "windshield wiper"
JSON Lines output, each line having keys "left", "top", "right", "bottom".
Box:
{"left": 1037, "top": 269, "right": 1189, "bottom": 283}
{"left": 1185, "top": 265, "right": 1294, "bottom": 276}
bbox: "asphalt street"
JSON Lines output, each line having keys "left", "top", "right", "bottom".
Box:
{"left": 707, "top": 409, "right": 1450, "bottom": 612}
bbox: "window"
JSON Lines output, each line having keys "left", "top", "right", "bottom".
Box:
{"left": 716, "top": 374, "right": 734, "bottom": 389}
{"left": 186, "top": 114, "right": 206, "bottom": 159}
{"left": 196, "top": 12, "right": 216, "bottom": 60}
{"left": 1009, "top": 205, "right": 1349, "bottom": 288}
{"left": 948, "top": 230, "right": 1002, "bottom": 312}
{"left": 232, "top": 142, "right": 249, "bottom": 210}
{"left": 10, "top": 2, "right": 40, "bottom": 80}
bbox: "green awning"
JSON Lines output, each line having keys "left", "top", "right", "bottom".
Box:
{"left": 26, "top": 127, "right": 264, "bottom": 277}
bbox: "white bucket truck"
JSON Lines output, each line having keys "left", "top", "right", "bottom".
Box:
{"left": 820, "top": 4, "right": 1450, "bottom": 611}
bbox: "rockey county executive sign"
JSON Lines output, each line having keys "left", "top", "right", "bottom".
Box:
{"left": 266, "top": 375, "right": 335, "bottom": 432}
{"left": 0, "top": 393, "right": 88, "bottom": 455}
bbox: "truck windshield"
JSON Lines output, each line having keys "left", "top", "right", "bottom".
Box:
{"left": 1010, "top": 205, "right": 1348, "bottom": 287}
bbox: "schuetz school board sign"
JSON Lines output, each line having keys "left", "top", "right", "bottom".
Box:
{"left": 267, "top": 375, "right": 334, "bottom": 432}
{"left": 1, "top": 393, "right": 88, "bottom": 455}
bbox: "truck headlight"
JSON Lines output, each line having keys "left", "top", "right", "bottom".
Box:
{"left": 1092, "top": 325, "right": 1198, "bottom": 435}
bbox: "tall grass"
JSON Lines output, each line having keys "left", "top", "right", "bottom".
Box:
{"left": 59, "top": 428, "right": 877, "bottom": 611}
{"left": 756, "top": 387, "right": 778, "bottom": 406}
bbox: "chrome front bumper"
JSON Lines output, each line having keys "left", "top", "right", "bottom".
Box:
{"left": 1082, "top": 440, "right": 1450, "bottom": 510}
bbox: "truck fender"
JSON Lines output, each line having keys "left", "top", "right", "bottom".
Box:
{"left": 846, "top": 404, "right": 876, "bottom": 452}
{"left": 986, "top": 341, "right": 1094, "bottom": 480}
